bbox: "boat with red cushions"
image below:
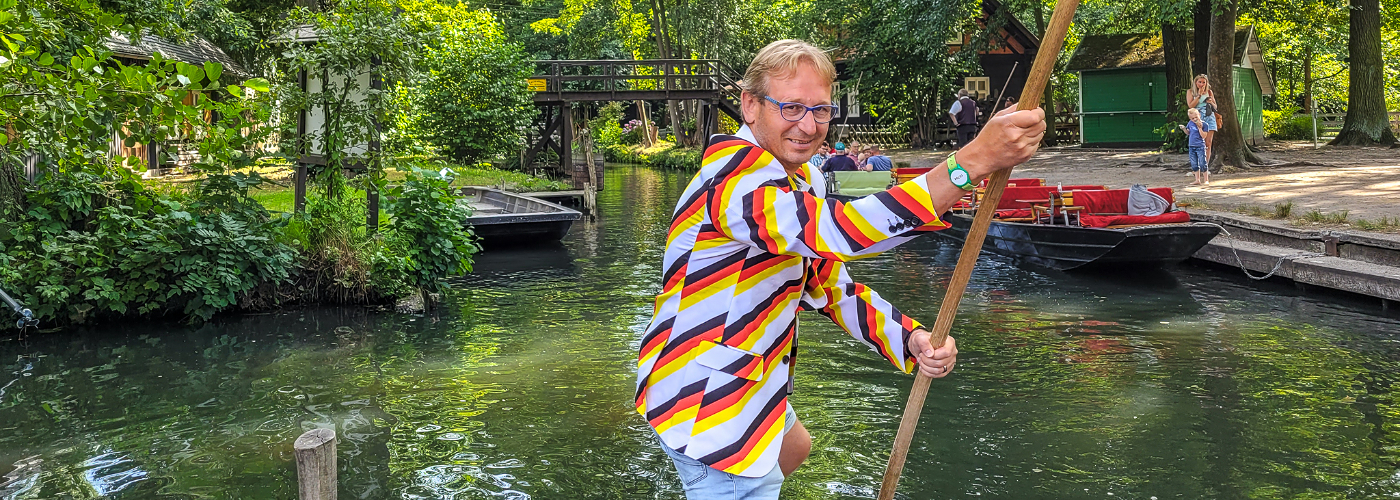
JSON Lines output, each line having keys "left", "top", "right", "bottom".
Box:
{"left": 932, "top": 179, "right": 1220, "bottom": 271}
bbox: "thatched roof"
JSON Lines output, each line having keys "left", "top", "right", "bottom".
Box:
{"left": 105, "top": 32, "right": 250, "bottom": 80}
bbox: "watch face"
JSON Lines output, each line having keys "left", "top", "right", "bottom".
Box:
{"left": 950, "top": 169, "right": 969, "bottom": 185}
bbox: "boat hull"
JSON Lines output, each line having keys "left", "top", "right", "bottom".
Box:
{"left": 938, "top": 212, "right": 1219, "bottom": 271}
{"left": 459, "top": 187, "right": 582, "bottom": 246}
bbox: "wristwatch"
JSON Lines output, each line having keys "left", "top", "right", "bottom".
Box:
{"left": 947, "top": 154, "right": 975, "bottom": 191}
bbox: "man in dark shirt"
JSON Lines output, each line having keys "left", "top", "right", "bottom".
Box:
{"left": 948, "top": 89, "right": 979, "bottom": 148}
{"left": 823, "top": 142, "right": 857, "bottom": 171}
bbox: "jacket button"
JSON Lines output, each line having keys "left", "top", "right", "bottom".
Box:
{"left": 782, "top": 355, "right": 791, "bottom": 364}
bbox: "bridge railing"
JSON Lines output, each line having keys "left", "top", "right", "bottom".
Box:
{"left": 528, "top": 59, "right": 744, "bottom": 102}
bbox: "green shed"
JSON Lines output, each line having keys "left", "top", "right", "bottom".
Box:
{"left": 1066, "top": 26, "right": 1274, "bottom": 147}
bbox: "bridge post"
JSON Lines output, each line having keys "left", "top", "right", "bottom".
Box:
{"left": 559, "top": 103, "right": 572, "bottom": 175}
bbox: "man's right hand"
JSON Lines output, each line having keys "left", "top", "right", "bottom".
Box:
{"left": 959, "top": 106, "right": 1046, "bottom": 180}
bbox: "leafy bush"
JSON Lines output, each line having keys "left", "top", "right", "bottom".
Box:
{"left": 590, "top": 102, "right": 627, "bottom": 148}
{"left": 0, "top": 166, "right": 296, "bottom": 325}
{"left": 280, "top": 194, "right": 410, "bottom": 305}
{"left": 1264, "top": 107, "right": 1315, "bottom": 140}
{"left": 600, "top": 143, "right": 701, "bottom": 170}
{"left": 383, "top": 168, "right": 479, "bottom": 299}
{"left": 1155, "top": 91, "right": 1190, "bottom": 152}
{"left": 408, "top": 10, "right": 534, "bottom": 163}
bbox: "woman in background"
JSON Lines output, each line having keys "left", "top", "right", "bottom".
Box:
{"left": 1186, "top": 74, "right": 1218, "bottom": 163}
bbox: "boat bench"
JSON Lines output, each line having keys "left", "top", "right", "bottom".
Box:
{"left": 1074, "top": 188, "right": 1190, "bottom": 228}
{"left": 990, "top": 185, "right": 1107, "bottom": 219}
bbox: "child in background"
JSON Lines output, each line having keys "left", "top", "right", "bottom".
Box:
{"left": 1179, "top": 108, "right": 1209, "bottom": 185}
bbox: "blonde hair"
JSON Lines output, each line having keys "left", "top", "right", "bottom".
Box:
{"left": 741, "top": 40, "right": 836, "bottom": 99}
{"left": 1187, "top": 108, "right": 1201, "bottom": 120}
{"left": 1189, "top": 74, "right": 1211, "bottom": 100}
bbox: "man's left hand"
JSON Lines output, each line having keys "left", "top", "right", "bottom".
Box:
{"left": 908, "top": 329, "right": 957, "bottom": 378}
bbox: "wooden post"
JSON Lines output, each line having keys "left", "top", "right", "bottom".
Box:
{"left": 295, "top": 428, "right": 337, "bottom": 500}
{"left": 294, "top": 164, "right": 307, "bottom": 213}
{"left": 875, "top": 0, "right": 1080, "bottom": 498}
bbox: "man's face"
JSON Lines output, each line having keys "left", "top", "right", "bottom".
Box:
{"left": 741, "top": 62, "right": 830, "bottom": 171}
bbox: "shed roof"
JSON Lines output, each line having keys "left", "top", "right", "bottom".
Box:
{"left": 1067, "top": 26, "right": 1272, "bottom": 94}
{"left": 106, "top": 31, "right": 251, "bottom": 80}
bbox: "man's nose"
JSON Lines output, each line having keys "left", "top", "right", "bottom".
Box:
{"left": 796, "top": 110, "right": 819, "bottom": 134}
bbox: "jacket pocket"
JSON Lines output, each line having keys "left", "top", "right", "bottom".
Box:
{"left": 693, "top": 340, "right": 765, "bottom": 382}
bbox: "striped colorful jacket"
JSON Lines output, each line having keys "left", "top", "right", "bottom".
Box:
{"left": 635, "top": 126, "right": 949, "bottom": 477}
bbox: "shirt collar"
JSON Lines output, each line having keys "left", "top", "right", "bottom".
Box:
{"left": 735, "top": 124, "right": 759, "bottom": 145}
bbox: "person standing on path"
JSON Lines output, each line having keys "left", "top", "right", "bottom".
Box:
{"left": 635, "top": 39, "right": 1046, "bottom": 500}
{"left": 1180, "top": 108, "right": 1209, "bottom": 185}
{"left": 949, "top": 89, "right": 980, "bottom": 148}
{"left": 1186, "top": 74, "right": 1218, "bottom": 163}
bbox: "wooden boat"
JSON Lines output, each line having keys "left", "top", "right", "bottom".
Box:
{"left": 938, "top": 211, "right": 1221, "bottom": 271}
{"left": 458, "top": 187, "right": 581, "bottom": 245}
{"left": 932, "top": 183, "right": 1220, "bottom": 271}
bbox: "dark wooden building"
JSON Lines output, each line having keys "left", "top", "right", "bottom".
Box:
{"left": 104, "top": 32, "right": 251, "bottom": 174}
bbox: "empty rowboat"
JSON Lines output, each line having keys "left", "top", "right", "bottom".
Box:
{"left": 458, "top": 187, "right": 582, "bottom": 246}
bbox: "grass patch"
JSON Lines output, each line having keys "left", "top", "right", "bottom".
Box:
{"left": 1353, "top": 217, "right": 1400, "bottom": 231}
{"left": 1235, "top": 201, "right": 1294, "bottom": 219}
{"left": 1175, "top": 197, "right": 1206, "bottom": 209}
{"left": 1300, "top": 209, "right": 1349, "bottom": 224}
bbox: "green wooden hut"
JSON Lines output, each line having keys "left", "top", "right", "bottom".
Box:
{"left": 1066, "top": 26, "right": 1274, "bottom": 147}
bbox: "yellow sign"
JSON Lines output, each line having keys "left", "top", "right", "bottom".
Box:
{"left": 527, "top": 78, "right": 547, "bottom": 91}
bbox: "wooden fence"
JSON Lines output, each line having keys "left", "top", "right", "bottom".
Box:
{"left": 831, "top": 124, "right": 910, "bottom": 149}
{"left": 1309, "top": 111, "right": 1400, "bottom": 140}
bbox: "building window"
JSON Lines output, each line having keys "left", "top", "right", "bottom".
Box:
{"left": 848, "top": 87, "right": 860, "bottom": 118}
{"left": 964, "top": 77, "right": 990, "bottom": 100}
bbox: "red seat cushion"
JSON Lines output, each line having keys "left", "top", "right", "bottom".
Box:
{"left": 1075, "top": 188, "right": 1175, "bottom": 214}
{"left": 1079, "top": 211, "right": 1191, "bottom": 228}
{"left": 994, "top": 209, "right": 1033, "bottom": 218}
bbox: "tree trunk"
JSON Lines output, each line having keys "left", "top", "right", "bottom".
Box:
{"left": 1330, "top": 0, "right": 1397, "bottom": 145}
{"left": 1192, "top": 0, "right": 1210, "bottom": 77}
{"left": 1163, "top": 21, "right": 1192, "bottom": 114}
{"left": 1302, "top": 48, "right": 1313, "bottom": 113}
{"left": 1036, "top": 2, "right": 1057, "bottom": 146}
{"left": 636, "top": 100, "right": 656, "bottom": 147}
{"left": 1207, "top": 0, "right": 1262, "bottom": 169}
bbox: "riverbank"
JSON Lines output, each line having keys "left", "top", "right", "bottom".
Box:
{"left": 890, "top": 140, "right": 1400, "bottom": 229}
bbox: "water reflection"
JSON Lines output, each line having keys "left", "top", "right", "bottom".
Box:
{"left": 0, "top": 165, "right": 1396, "bottom": 498}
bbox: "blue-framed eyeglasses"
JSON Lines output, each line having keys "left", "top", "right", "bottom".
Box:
{"left": 764, "top": 96, "right": 839, "bottom": 124}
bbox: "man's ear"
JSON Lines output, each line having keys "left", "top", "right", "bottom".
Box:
{"left": 740, "top": 91, "right": 759, "bottom": 125}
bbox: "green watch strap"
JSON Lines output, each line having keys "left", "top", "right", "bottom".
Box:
{"left": 946, "top": 154, "right": 975, "bottom": 191}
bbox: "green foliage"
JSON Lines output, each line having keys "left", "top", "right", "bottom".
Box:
{"left": 404, "top": 9, "right": 533, "bottom": 164}
{"left": 1301, "top": 209, "right": 1349, "bottom": 224}
{"left": 1263, "top": 107, "right": 1315, "bottom": 140}
{"left": 276, "top": 0, "right": 429, "bottom": 200}
{"left": 604, "top": 142, "right": 700, "bottom": 170}
{"left": 1155, "top": 91, "right": 1191, "bottom": 152}
{"left": 0, "top": 164, "right": 296, "bottom": 325}
{"left": 281, "top": 193, "right": 411, "bottom": 303}
{"left": 590, "top": 102, "right": 627, "bottom": 147}
{"left": 382, "top": 166, "right": 478, "bottom": 297}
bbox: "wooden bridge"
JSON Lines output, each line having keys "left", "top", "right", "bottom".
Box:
{"left": 521, "top": 59, "right": 745, "bottom": 169}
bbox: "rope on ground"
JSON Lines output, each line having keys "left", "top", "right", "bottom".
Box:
{"left": 1198, "top": 222, "right": 1328, "bottom": 280}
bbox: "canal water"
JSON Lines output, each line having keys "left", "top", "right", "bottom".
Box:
{"left": 3, "top": 165, "right": 1400, "bottom": 499}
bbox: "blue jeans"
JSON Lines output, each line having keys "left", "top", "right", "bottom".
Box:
{"left": 1189, "top": 146, "right": 1207, "bottom": 172}
{"left": 659, "top": 438, "right": 784, "bottom": 499}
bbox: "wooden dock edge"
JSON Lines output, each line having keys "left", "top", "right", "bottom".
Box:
{"left": 1189, "top": 210, "right": 1400, "bottom": 308}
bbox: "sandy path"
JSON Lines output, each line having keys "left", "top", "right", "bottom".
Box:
{"left": 889, "top": 141, "right": 1400, "bottom": 221}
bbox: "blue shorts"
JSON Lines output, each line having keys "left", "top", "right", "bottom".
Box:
{"left": 657, "top": 403, "right": 797, "bottom": 500}
{"left": 1199, "top": 110, "right": 1218, "bottom": 131}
